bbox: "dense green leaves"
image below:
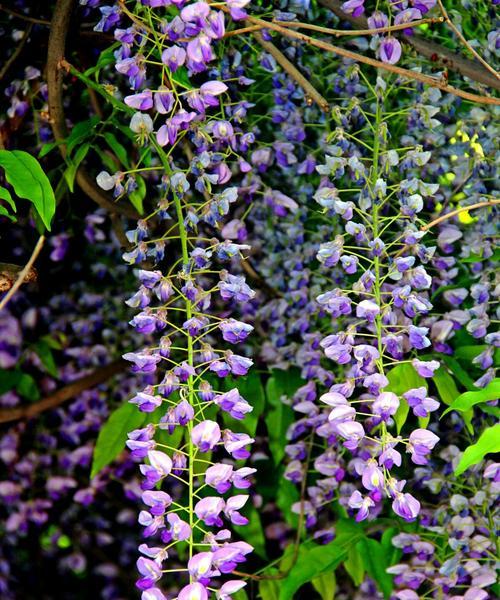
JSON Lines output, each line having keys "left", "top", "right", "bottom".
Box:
{"left": 357, "top": 538, "right": 394, "bottom": 598}
{"left": 277, "top": 520, "right": 363, "bottom": 599}
{"left": 0, "top": 150, "right": 56, "bottom": 230}
{"left": 312, "top": 571, "right": 336, "bottom": 600}
{"left": 91, "top": 402, "right": 146, "bottom": 478}
{"left": 432, "top": 367, "right": 460, "bottom": 406}
{"left": 264, "top": 369, "right": 302, "bottom": 465}
{"left": 455, "top": 424, "right": 500, "bottom": 477}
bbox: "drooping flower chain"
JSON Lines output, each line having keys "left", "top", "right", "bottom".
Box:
{"left": 312, "top": 78, "right": 443, "bottom": 523}
{"left": 92, "top": 2, "right": 258, "bottom": 598}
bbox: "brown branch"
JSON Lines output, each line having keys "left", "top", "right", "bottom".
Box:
{"left": 0, "top": 236, "right": 44, "bottom": 311}
{"left": 0, "top": 359, "right": 127, "bottom": 425}
{"left": 318, "top": 0, "right": 500, "bottom": 91}
{"left": 224, "top": 25, "right": 263, "bottom": 38}
{"left": 0, "top": 4, "right": 103, "bottom": 32}
{"left": 421, "top": 199, "right": 500, "bottom": 231}
{"left": 0, "top": 23, "right": 33, "bottom": 82}
{"left": 0, "top": 4, "right": 50, "bottom": 25}
{"left": 435, "top": 0, "right": 500, "bottom": 82}
{"left": 245, "top": 15, "right": 500, "bottom": 106}
{"left": 274, "top": 16, "right": 444, "bottom": 37}
{"left": 47, "top": 0, "right": 138, "bottom": 219}
{"left": 252, "top": 30, "right": 329, "bottom": 112}
{"left": 394, "top": 199, "right": 500, "bottom": 258}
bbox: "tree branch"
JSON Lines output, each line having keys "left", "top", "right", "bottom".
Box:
{"left": 47, "top": 0, "right": 138, "bottom": 219}
{"left": 435, "top": 0, "right": 499, "bottom": 82}
{"left": 0, "top": 23, "right": 33, "bottom": 82}
{"left": 422, "top": 199, "right": 500, "bottom": 231}
{"left": 0, "top": 359, "right": 127, "bottom": 425}
{"left": 245, "top": 15, "right": 500, "bottom": 106}
{"left": 318, "top": 0, "right": 500, "bottom": 91}
{"left": 273, "top": 16, "right": 444, "bottom": 37}
{"left": 252, "top": 30, "right": 329, "bottom": 112}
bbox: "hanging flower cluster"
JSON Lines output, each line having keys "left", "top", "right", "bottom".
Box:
{"left": 89, "top": 1, "right": 259, "bottom": 598}
{"left": 312, "top": 78, "right": 444, "bottom": 523}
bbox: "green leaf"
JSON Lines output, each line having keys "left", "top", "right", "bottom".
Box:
{"left": 91, "top": 402, "right": 146, "bottom": 478}
{"left": 441, "top": 355, "right": 477, "bottom": 391}
{"left": 478, "top": 404, "right": 500, "bottom": 419}
{"left": 129, "top": 175, "right": 146, "bottom": 215}
{"left": 441, "top": 379, "right": 500, "bottom": 418}
{"left": 381, "top": 527, "right": 402, "bottom": 569}
{"left": 16, "top": 373, "right": 40, "bottom": 401}
{"left": 172, "top": 66, "right": 194, "bottom": 89}
{"left": 38, "top": 141, "right": 59, "bottom": 159}
{"left": 0, "top": 150, "right": 56, "bottom": 230}
{"left": 276, "top": 476, "right": 300, "bottom": 526}
{"left": 259, "top": 577, "right": 280, "bottom": 600}
{"left": 102, "top": 132, "right": 130, "bottom": 168}
{"left": 278, "top": 520, "right": 363, "bottom": 599}
{"left": 0, "top": 205, "right": 16, "bottom": 221}
{"left": 312, "top": 571, "right": 336, "bottom": 600}
{"left": 344, "top": 545, "right": 365, "bottom": 585}
{"left": 0, "top": 369, "right": 22, "bottom": 394}
{"left": 357, "top": 538, "right": 394, "bottom": 598}
{"left": 454, "top": 424, "right": 500, "bottom": 477}
{"left": 83, "top": 43, "right": 120, "bottom": 79}
{"left": 0, "top": 186, "right": 16, "bottom": 212}
{"left": 94, "top": 146, "right": 119, "bottom": 172}
{"left": 64, "top": 143, "right": 91, "bottom": 193}
{"left": 33, "top": 340, "right": 59, "bottom": 378}
{"left": 386, "top": 363, "right": 427, "bottom": 434}
{"left": 233, "top": 504, "right": 267, "bottom": 559}
{"left": 432, "top": 367, "right": 460, "bottom": 406}
{"left": 265, "top": 372, "right": 298, "bottom": 465}
{"left": 66, "top": 117, "right": 100, "bottom": 154}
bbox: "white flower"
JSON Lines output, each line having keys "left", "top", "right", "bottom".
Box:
{"left": 130, "top": 112, "right": 153, "bottom": 134}
{"left": 96, "top": 171, "right": 116, "bottom": 191}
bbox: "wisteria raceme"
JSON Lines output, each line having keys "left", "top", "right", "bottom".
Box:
{"left": 90, "top": 1, "right": 260, "bottom": 597}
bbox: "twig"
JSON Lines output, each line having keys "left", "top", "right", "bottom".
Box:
{"left": 0, "top": 359, "right": 127, "bottom": 424}
{"left": 0, "top": 4, "right": 104, "bottom": 34}
{"left": 274, "top": 16, "right": 444, "bottom": 37}
{"left": 245, "top": 15, "right": 500, "bottom": 106}
{"left": 318, "top": 0, "right": 500, "bottom": 91}
{"left": 47, "top": 0, "right": 138, "bottom": 218}
{"left": 224, "top": 25, "right": 263, "bottom": 38}
{"left": 252, "top": 30, "right": 329, "bottom": 112}
{"left": 0, "top": 4, "right": 50, "bottom": 25}
{"left": 435, "top": 0, "right": 500, "bottom": 81}
{"left": 117, "top": 0, "right": 154, "bottom": 34}
{"left": 422, "top": 199, "right": 500, "bottom": 231}
{"left": 0, "top": 235, "right": 44, "bottom": 312}
{"left": 395, "top": 199, "right": 500, "bottom": 257}
{"left": 0, "top": 24, "right": 33, "bottom": 82}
